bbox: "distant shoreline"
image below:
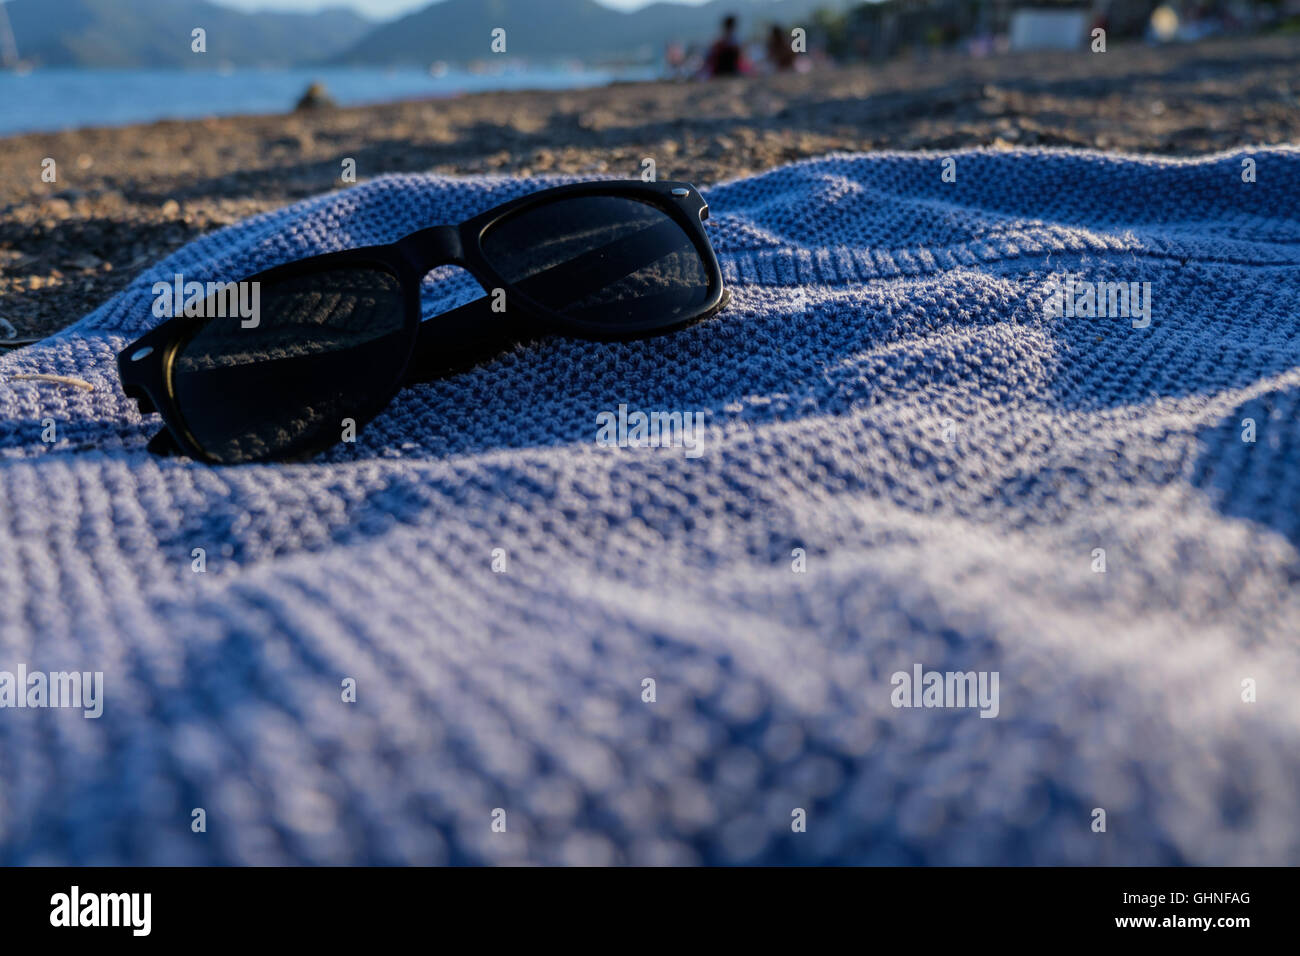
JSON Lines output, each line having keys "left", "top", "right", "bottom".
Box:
{"left": 0, "top": 64, "right": 662, "bottom": 137}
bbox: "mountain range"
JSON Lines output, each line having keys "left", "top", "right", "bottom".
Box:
{"left": 334, "top": 0, "right": 840, "bottom": 66}
{"left": 1, "top": 0, "right": 847, "bottom": 69}
{"left": 2, "top": 0, "right": 372, "bottom": 68}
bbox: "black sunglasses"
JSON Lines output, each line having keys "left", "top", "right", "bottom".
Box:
{"left": 118, "top": 180, "right": 728, "bottom": 464}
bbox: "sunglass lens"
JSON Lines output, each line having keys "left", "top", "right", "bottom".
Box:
{"left": 169, "top": 265, "right": 409, "bottom": 463}
{"left": 479, "top": 194, "right": 713, "bottom": 330}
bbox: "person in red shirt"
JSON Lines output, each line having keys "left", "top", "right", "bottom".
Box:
{"left": 703, "top": 14, "right": 751, "bottom": 77}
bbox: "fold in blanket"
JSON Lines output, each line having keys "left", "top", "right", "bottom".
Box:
{"left": 1, "top": 150, "right": 1298, "bottom": 864}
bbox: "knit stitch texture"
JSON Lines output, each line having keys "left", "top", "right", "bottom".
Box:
{"left": 1, "top": 150, "right": 1298, "bottom": 865}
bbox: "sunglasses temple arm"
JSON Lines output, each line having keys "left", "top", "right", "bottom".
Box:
{"left": 403, "top": 295, "right": 527, "bottom": 383}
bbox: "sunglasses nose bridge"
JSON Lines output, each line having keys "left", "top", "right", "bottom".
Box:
{"left": 404, "top": 225, "right": 464, "bottom": 271}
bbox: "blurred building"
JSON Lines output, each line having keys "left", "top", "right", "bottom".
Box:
{"left": 814, "top": 0, "right": 1281, "bottom": 62}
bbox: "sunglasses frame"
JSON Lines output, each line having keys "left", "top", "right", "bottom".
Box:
{"left": 118, "top": 180, "right": 728, "bottom": 464}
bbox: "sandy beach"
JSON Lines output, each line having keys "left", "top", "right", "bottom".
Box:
{"left": 2, "top": 33, "right": 1299, "bottom": 340}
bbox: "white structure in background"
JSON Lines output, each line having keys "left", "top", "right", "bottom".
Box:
{"left": 1008, "top": 8, "right": 1089, "bottom": 51}
{"left": 0, "top": 1, "right": 19, "bottom": 70}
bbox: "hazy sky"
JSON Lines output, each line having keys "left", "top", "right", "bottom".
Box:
{"left": 214, "top": 0, "right": 715, "bottom": 22}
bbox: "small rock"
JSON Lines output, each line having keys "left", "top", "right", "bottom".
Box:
{"left": 295, "top": 82, "right": 337, "bottom": 111}
{"left": 65, "top": 253, "right": 103, "bottom": 270}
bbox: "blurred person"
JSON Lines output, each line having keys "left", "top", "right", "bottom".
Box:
{"left": 702, "top": 14, "right": 751, "bottom": 77}
{"left": 664, "top": 40, "right": 687, "bottom": 78}
{"left": 766, "top": 24, "right": 797, "bottom": 72}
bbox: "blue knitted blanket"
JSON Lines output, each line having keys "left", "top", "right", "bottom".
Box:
{"left": 2, "top": 150, "right": 1299, "bottom": 865}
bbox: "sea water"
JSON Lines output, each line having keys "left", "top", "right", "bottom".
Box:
{"left": 0, "top": 65, "right": 659, "bottom": 136}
